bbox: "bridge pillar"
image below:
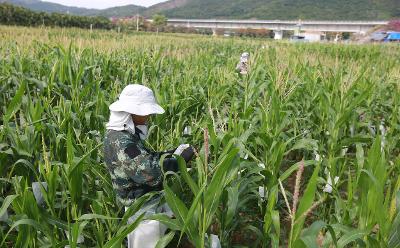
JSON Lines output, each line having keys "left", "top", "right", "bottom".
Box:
{"left": 212, "top": 28, "right": 218, "bottom": 36}
{"left": 274, "top": 30, "right": 283, "bottom": 40}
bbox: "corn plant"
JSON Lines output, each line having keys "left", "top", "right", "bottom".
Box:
{"left": 1, "top": 25, "right": 400, "bottom": 247}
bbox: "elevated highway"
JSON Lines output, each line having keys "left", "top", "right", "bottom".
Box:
{"left": 167, "top": 19, "right": 388, "bottom": 39}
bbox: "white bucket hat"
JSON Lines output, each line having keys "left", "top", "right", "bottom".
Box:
{"left": 240, "top": 52, "right": 249, "bottom": 62}
{"left": 109, "top": 84, "right": 165, "bottom": 116}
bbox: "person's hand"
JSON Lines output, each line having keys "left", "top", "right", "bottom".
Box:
{"left": 174, "top": 144, "right": 195, "bottom": 163}
{"left": 181, "top": 146, "right": 195, "bottom": 162}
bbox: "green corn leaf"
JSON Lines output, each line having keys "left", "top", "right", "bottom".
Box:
{"left": 224, "top": 185, "right": 239, "bottom": 229}
{"left": 66, "top": 127, "right": 74, "bottom": 167}
{"left": 77, "top": 214, "right": 120, "bottom": 221}
{"left": 164, "top": 182, "right": 199, "bottom": 244}
{"left": 4, "top": 82, "right": 26, "bottom": 123}
{"left": 180, "top": 181, "right": 207, "bottom": 242}
{"left": 1, "top": 218, "right": 44, "bottom": 247}
{"left": 388, "top": 214, "right": 400, "bottom": 248}
{"left": 0, "top": 195, "right": 18, "bottom": 219}
{"left": 204, "top": 148, "right": 239, "bottom": 227}
{"left": 121, "top": 193, "right": 156, "bottom": 225}
{"left": 293, "top": 164, "right": 320, "bottom": 241}
{"left": 264, "top": 185, "right": 278, "bottom": 234}
{"left": 68, "top": 143, "right": 103, "bottom": 176}
{"left": 41, "top": 209, "right": 69, "bottom": 231}
{"left": 271, "top": 210, "right": 280, "bottom": 245}
{"left": 290, "top": 138, "right": 318, "bottom": 151}
{"left": 279, "top": 160, "right": 316, "bottom": 182}
{"left": 335, "top": 88, "right": 371, "bottom": 129}
{"left": 155, "top": 231, "right": 176, "bottom": 248}
{"left": 103, "top": 213, "right": 145, "bottom": 248}
{"left": 26, "top": 77, "right": 47, "bottom": 90}
{"left": 337, "top": 230, "right": 366, "bottom": 248}
{"left": 299, "top": 221, "right": 326, "bottom": 248}
{"left": 13, "top": 159, "right": 38, "bottom": 177}
{"left": 148, "top": 214, "right": 181, "bottom": 231}
{"left": 176, "top": 155, "right": 199, "bottom": 195}
{"left": 163, "top": 183, "right": 189, "bottom": 232}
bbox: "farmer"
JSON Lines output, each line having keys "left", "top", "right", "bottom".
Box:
{"left": 104, "top": 84, "right": 194, "bottom": 248}
{"left": 236, "top": 52, "right": 250, "bottom": 75}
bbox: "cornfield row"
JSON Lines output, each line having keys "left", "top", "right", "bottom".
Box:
{"left": 0, "top": 25, "right": 400, "bottom": 247}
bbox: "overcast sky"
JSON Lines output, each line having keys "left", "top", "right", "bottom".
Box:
{"left": 43, "top": 0, "right": 167, "bottom": 9}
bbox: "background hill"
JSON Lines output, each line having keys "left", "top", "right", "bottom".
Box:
{"left": 0, "top": 0, "right": 145, "bottom": 17}
{"left": 2, "top": 0, "right": 399, "bottom": 20}
{"left": 157, "top": 0, "right": 400, "bottom": 20}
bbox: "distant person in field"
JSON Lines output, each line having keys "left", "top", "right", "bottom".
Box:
{"left": 236, "top": 52, "right": 250, "bottom": 75}
{"left": 104, "top": 84, "right": 194, "bottom": 248}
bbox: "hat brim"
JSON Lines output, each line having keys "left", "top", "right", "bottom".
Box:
{"left": 109, "top": 100, "right": 165, "bottom": 115}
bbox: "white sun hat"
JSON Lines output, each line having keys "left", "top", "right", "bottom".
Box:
{"left": 109, "top": 84, "right": 165, "bottom": 116}
{"left": 240, "top": 52, "right": 250, "bottom": 62}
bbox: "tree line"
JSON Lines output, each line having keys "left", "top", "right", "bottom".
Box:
{"left": 0, "top": 3, "right": 112, "bottom": 29}
{"left": 0, "top": 3, "right": 297, "bottom": 38}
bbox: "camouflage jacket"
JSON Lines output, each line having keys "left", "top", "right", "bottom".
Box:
{"left": 104, "top": 129, "right": 178, "bottom": 206}
{"left": 236, "top": 61, "right": 248, "bottom": 75}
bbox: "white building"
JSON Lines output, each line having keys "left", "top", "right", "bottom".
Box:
{"left": 302, "top": 31, "right": 325, "bottom": 42}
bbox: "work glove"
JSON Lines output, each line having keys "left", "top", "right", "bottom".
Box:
{"left": 162, "top": 157, "right": 179, "bottom": 173}
{"left": 174, "top": 144, "right": 195, "bottom": 163}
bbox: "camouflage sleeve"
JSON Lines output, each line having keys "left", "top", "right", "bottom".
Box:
{"left": 123, "top": 143, "right": 178, "bottom": 188}
{"left": 236, "top": 62, "right": 242, "bottom": 71}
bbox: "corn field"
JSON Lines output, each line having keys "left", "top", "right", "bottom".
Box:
{"left": 0, "top": 25, "right": 400, "bottom": 248}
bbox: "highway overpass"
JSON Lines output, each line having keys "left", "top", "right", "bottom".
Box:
{"left": 167, "top": 19, "right": 388, "bottom": 39}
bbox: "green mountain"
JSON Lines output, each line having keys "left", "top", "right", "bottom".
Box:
{"left": 2, "top": 0, "right": 399, "bottom": 20}
{"left": 157, "top": 0, "right": 399, "bottom": 20}
{"left": 0, "top": 0, "right": 145, "bottom": 17}
{"left": 143, "top": 0, "right": 188, "bottom": 16}
{"left": 94, "top": 5, "right": 145, "bottom": 18}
